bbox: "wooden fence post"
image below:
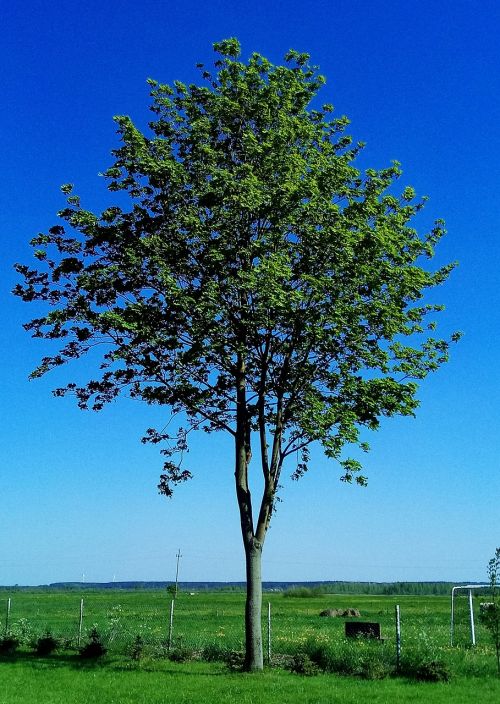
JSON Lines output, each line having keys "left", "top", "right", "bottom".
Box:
{"left": 395, "top": 604, "right": 401, "bottom": 671}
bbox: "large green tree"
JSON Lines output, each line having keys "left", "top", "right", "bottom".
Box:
{"left": 15, "top": 39, "right": 458, "bottom": 670}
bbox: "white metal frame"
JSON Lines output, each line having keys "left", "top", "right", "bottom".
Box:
{"left": 450, "top": 584, "right": 489, "bottom": 646}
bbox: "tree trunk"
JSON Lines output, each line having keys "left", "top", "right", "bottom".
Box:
{"left": 234, "top": 352, "right": 266, "bottom": 671}
{"left": 244, "top": 538, "right": 263, "bottom": 671}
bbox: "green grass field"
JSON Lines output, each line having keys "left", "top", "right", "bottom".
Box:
{"left": 1, "top": 589, "right": 499, "bottom": 703}
{"left": 0, "top": 589, "right": 493, "bottom": 653}
{"left": 1, "top": 657, "right": 500, "bottom": 704}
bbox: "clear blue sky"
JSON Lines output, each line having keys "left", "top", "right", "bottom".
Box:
{"left": 1, "top": 0, "right": 499, "bottom": 586}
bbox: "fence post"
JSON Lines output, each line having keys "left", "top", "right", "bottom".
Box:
{"left": 5, "top": 598, "right": 11, "bottom": 634}
{"left": 468, "top": 589, "right": 476, "bottom": 646}
{"left": 395, "top": 604, "right": 401, "bottom": 671}
{"left": 78, "top": 598, "right": 84, "bottom": 647}
{"left": 168, "top": 599, "right": 175, "bottom": 651}
{"left": 267, "top": 602, "right": 272, "bottom": 665}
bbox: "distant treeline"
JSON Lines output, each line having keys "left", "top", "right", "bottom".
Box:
{"left": 282, "top": 582, "right": 490, "bottom": 597}
{"left": 0, "top": 580, "right": 489, "bottom": 596}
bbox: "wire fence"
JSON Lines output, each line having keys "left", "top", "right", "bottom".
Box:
{"left": 0, "top": 590, "right": 493, "bottom": 662}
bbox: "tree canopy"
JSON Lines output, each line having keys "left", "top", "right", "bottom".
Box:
{"left": 14, "top": 38, "right": 458, "bottom": 669}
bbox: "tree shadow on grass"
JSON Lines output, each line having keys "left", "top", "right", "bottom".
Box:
{"left": 0, "top": 651, "right": 231, "bottom": 676}
{"left": 1, "top": 651, "right": 112, "bottom": 670}
{"left": 110, "top": 660, "right": 231, "bottom": 677}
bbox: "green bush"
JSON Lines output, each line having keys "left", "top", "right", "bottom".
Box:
{"left": 34, "top": 632, "right": 59, "bottom": 656}
{"left": 399, "top": 654, "right": 451, "bottom": 682}
{"left": 201, "top": 642, "right": 231, "bottom": 662}
{"left": 8, "top": 618, "right": 35, "bottom": 646}
{"left": 79, "top": 628, "right": 107, "bottom": 659}
{"left": 358, "top": 658, "right": 391, "bottom": 680}
{"left": 0, "top": 636, "right": 19, "bottom": 656}
{"left": 224, "top": 650, "right": 245, "bottom": 671}
{"left": 299, "top": 637, "right": 394, "bottom": 679}
{"left": 301, "top": 640, "right": 332, "bottom": 672}
{"left": 129, "top": 635, "right": 144, "bottom": 662}
{"left": 168, "top": 645, "right": 195, "bottom": 663}
{"left": 480, "top": 548, "right": 500, "bottom": 677}
{"left": 288, "top": 653, "right": 319, "bottom": 676}
{"left": 414, "top": 659, "right": 451, "bottom": 682}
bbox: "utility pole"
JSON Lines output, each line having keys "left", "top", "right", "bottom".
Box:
{"left": 174, "top": 549, "right": 182, "bottom": 598}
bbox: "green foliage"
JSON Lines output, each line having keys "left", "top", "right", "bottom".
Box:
{"left": 295, "top": 635, "right": 451, "bottom": 681}
{"left": 79, "top": 627, "right": 107, "bottom": 659}
{"left": 168, "top": 644, "right": 195, "bottom": 663}
{"left": 223, "top": 649, "right": 245, "bottom": 672}
{"left": 34, "top": 631, "right": 59, "bottom": 656}
{"left": 412, "top": 659, "right": 451, "bottom": 682}
{"left": 287, "top": 652, "right": 319, "bottom": 676}
{"left": 129, "top": 634, "right": 144, "bottom": 661}
{"left": 201, "top": 641, "right": 232, "bottom": 662}
{"left": 0, "top": 636, "right": 19, "bottom": 656}
{"left": 358, "top": 658, "right": 392, "bottom": 680}
{"left": 8, "top": 618, "right": 35, "bottom": 646}
{"left": 300, "top": 637, "right": 393, "bottom": 679}
{"left": 479, "top": 548, "right": 500, "bottom": 676}
{"left": 105, "top": 604, "right": 123, "bottom": 644}
{"left": 399, "top": 650, "right": 451, "bottom": 682}
{"left": 15, "top": 38, "right": 457, "bottom": 499}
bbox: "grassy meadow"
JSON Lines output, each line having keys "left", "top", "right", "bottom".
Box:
{"left": 1, "top": 589, "right": 499, "bottom": 703}
{"left": 0, "top": 588, "right": 492, "bottom": 654}
{"left": 1, "top": 658, "right": 500, "bottom": 704}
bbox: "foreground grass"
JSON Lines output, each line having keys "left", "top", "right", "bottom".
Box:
{"left": 1, "top": 657, "right": 499, "bottom": 704}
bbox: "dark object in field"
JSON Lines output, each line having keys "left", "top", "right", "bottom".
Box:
{"left": 79, "top": 627, "right": 107, "bottom": 659}
{"left": 0, "top": 636, "right": 19, "bottom": 655}
{"left": 345, "top": 621, "right": 382, "bottom": 639}
{"left": 319, "top": 608, "right": 361, "bottom": 618}
{"left": 34, "top": 632, "right": 59, "bottom": 656}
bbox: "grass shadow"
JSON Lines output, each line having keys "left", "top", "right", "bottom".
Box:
{"left": 0, "top": 651, "right": 235, "bottom": 677}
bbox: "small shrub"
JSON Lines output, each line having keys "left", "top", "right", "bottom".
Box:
{"left": 34, "top": 632, "right": 59, "bottom": 656}
{"left": 105, "top": 605, "right": 123, "bottom": 644}
{"left": 0, "top": 636, "right": 19, "bottom": 656}
{"left": 9, "top": 618, "right": 35, "bottom": 646}
{"left": 288, "top": 653, "right": 319, "bottom": 676}
{"left": 300, "top": 637, "right": 394, "bottom": 679}
{"left": 129, "top": 635, "right": 144, "bottom": 662}
{"left": 79, "top": 628, "right": 107, "bottom": 659}
{"left": 400, "top": 654, "right": 451, "bottom": 683}
{"left": 480, "top": 548, "right": 500, "bottom": 676}
{"left": 414, "top": 659, "right": 451, "bottom": 682}
{"left": 201, "top": 642, "right": 230, "bottom": 662}
{"left": 358, "top": 658, "right": 391, "bottom": 680}
{"left": 224, "top": 650, "right": 245, "bottom": 671}
{"left": 168, "top": 645, "right": 194, "bottom": 663}
{"left": 301, "top": 639, "right": 332, "bottom": 671}
{"left": 150, "top": 639, "right": 172, "bottom": 659}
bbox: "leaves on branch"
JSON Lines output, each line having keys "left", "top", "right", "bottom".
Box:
{"left": 14, "top": 39, "right": 458, "bottom": 502}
